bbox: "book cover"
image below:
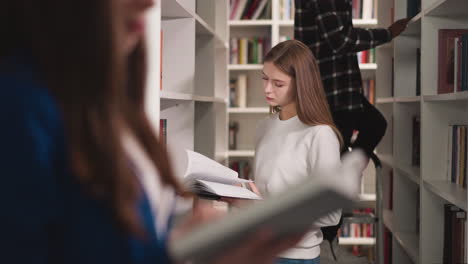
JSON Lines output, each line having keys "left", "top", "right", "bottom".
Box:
{"left": 438, "top": 29, "right": 468, "bottom": 94}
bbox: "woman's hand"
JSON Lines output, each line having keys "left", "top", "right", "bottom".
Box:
{"left": 170, "top": 197, "right": 305, "bottom": 264}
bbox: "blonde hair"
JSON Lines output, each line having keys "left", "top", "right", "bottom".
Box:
{"left": 264, "top": 40, "right": 343, "bottom": 147}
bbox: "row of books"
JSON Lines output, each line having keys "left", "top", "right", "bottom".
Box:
{"left": 443, "top": 204, "right": 466, "bottom": 264}
{"left": 229, "top": 74, "right": 248, "bottom": 108}
{"left": 351, "top": 0, "right": 377, "bottom": 20}
{"left": 357, "top": 49, "right": 376, "bottom": 64}
{"left": 447, "top": 124, "right": 467, "bottom": 189}
{"left": 229, "top": 0, "right": 271, "bottom": 20}
{"left": 340, "top": 222, "right": 374, "bottom": 238}
{"left": 438, "top": 29, "right": 468, "bottom": 94}
{"left": 230, "top": 160, "right": 253, "bottom": 180}
{"left": 230, "top": 37, "right": 271, "bottom": 65}
{"left": 339, "top": 209, "right": 375, "bottom": 238}
{"left": 278, "top": 0, "right": 294, "bottom": 20}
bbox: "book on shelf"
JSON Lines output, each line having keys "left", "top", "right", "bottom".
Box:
{"left": 159, "top": 119, "right": 167, "bottom": 145}
{"left": 443, "top": 204, "right": 466, "bottom": 264}
{"left": 230, "top": 160, "right": 252, "bottom": 180}
{"left": 229, "top": 74, "right": 247, "bottom": 108}
{"left": 279, "top": 0, "right": 294, "bottom": 20}
{"left": 446, "top": 124, "right": 467, "bottom": 189}
{"left": 170, "top": 150, "right": 367, "bottom": 263}
{"left": 182, "top": 149, "right": 261, "bottom": 200}
{"left": 229, "top": 0, "right": 271, "bottom": 20}
{"left": 352, "top": 0, "right": 376, "bottom": 20}
{"left": 438, "top": 29, "right": 468, "bottom": 94}
{"left": 357, "top": 49, "right": 376, "bottom": 64}
{"left": 362, "top": 79, "right": 375, "bottom": 104}
{"left": 228, "top": 121, "right": 239, "bottom": 150}
{"left": 412, "top": 116, "right": 420, "bottom": 166}
{"left": 384, "top": 227, "right": 393, "bottom": 264}
{"left": 230, "top": 37, "right": 269, "bottom": 65}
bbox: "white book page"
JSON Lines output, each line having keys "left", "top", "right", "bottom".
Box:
{"left": 183, "top": 150, "right": 252, "bottom": 185}
{"left": 197, "top": 180, "right": 261, "bottom": 200}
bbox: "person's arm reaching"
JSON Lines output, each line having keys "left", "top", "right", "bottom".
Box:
{"left": 314, "top": 0, "right": 408, "bottom": 53}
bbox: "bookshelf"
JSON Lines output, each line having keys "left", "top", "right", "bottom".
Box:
{"left": 149, "top": 0, "right": 229, "bottom": 211}
{"left": 375, "top": 0, "right": 468, "bottom": 263}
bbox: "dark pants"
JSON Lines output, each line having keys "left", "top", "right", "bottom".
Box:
{"left": 332, "top": 96, "right": 387, "bottom": 167}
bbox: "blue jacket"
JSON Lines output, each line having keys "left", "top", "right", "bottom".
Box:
{"left": 0, "top": 54, "right": 172, "bottom": 263}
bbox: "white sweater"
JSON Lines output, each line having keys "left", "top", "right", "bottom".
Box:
{"left": 254, "top": 113, "right": 342, "bottom": 259}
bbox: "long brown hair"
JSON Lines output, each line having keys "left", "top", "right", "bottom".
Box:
{"left": 1, "top": 0, "right": 186, "bottom": 236}
{"left": 264, "top": 40, "right": 343, "bottom": 147}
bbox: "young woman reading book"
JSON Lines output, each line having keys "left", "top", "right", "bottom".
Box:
{"left": 0, "top": 0, "right": 304, "bottom": 263}
{"left": 254, "top": 40, "right": 346, "bottom": 264}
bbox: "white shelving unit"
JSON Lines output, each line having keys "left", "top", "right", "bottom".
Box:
{"left": 375, "top": 0, "right": 468, "bottom": 263}
{"left": 150, "top": 0, "right": 229, "bottom": 212}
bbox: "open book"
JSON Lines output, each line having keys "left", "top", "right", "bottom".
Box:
{"left": 170, "top": 150, "right": 366, "bottom": 263}
{"left": 183, "top": 150, "right": 261, "bottom": 200}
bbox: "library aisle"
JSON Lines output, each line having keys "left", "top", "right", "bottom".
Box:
{"left": 155, "top": 0, "right": 468, "bottom": 263}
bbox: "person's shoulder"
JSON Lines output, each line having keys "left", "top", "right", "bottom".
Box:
{"left": 0, "top": 54, "right": 62, "bottom": 126}
{"left": 307, "top": 125, "right": 339, "bottom": 142}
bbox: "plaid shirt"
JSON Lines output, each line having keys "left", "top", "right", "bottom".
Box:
{"left": 294, "top": 0, "right": 392, "bottom": 111}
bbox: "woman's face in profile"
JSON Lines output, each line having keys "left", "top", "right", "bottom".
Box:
{"left": 121, "top": 0, "right": 155, "bottom": 54}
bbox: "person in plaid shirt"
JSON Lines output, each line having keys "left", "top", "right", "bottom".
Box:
{"left": 294, "top": 0, "right": 409, "bottom": 262}
{"left": 294, "top": 0, "right": 409, "bottom": 169}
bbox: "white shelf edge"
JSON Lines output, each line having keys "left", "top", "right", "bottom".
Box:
{"left": 424, "top": 180, "right": 467, "bottom": 210}
{"left": 229, "top": 20, "right": 273, "bottom": 26}
{"left": 423, "top": 91, "right": 468, "bottom": 102}
{"left": 376, "top": 97, "right": 395, "bottom": 104}
{"left": 383, "top": 209, "right": 394, "bottom": 233}
{"left": 228, "top": 107, "right": 270, "bottom": 114}
{"left": 359, "top": 193, "right": 376, "bottom": 202}
{"left": 160, "top": 91, "right": 193, "bottom": 101}
{"left": 394, "top": 232, "right": 420, "bottom": 264}
{"left": 410, "top": 12, "right": 424, "bottom": 23}
{"left": 394, "top": 96, "right": 421, "bottom": 103}
{"left": 338, "top": 237, "right": 376, "bottom": 246}
{"left": 228, "top": 150, "right": 255, "bottom": 157}
{"left": 276, "top": 19, "right": 377, "bottom": 27}
{"left": 359, "top": 63, "right": 377, "bottom": 70}
{"left": 228, "top": 64, "right": 263, "bottom": 70}
{"left": 395, "top": 163, "right": 421, "bottom": 185}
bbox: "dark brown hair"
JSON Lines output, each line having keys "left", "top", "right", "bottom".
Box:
{"left": 1, "top": 0, "right": 186, "bottom": 236}
{"left": 264, "top": 40, "right": 343, "bottom": 147}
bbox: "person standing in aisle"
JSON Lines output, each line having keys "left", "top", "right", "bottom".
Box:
{"left": 294, "top": 1, "right": 410, "bottom": 257}
{"left": 294, "top": 0, "right": 409, "bottom": 169}
{"left": 0, "top": 0, "right": 305, "bottom": 263}
{"left": 254, "top": 39, "right": 354, "bottom": 264}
